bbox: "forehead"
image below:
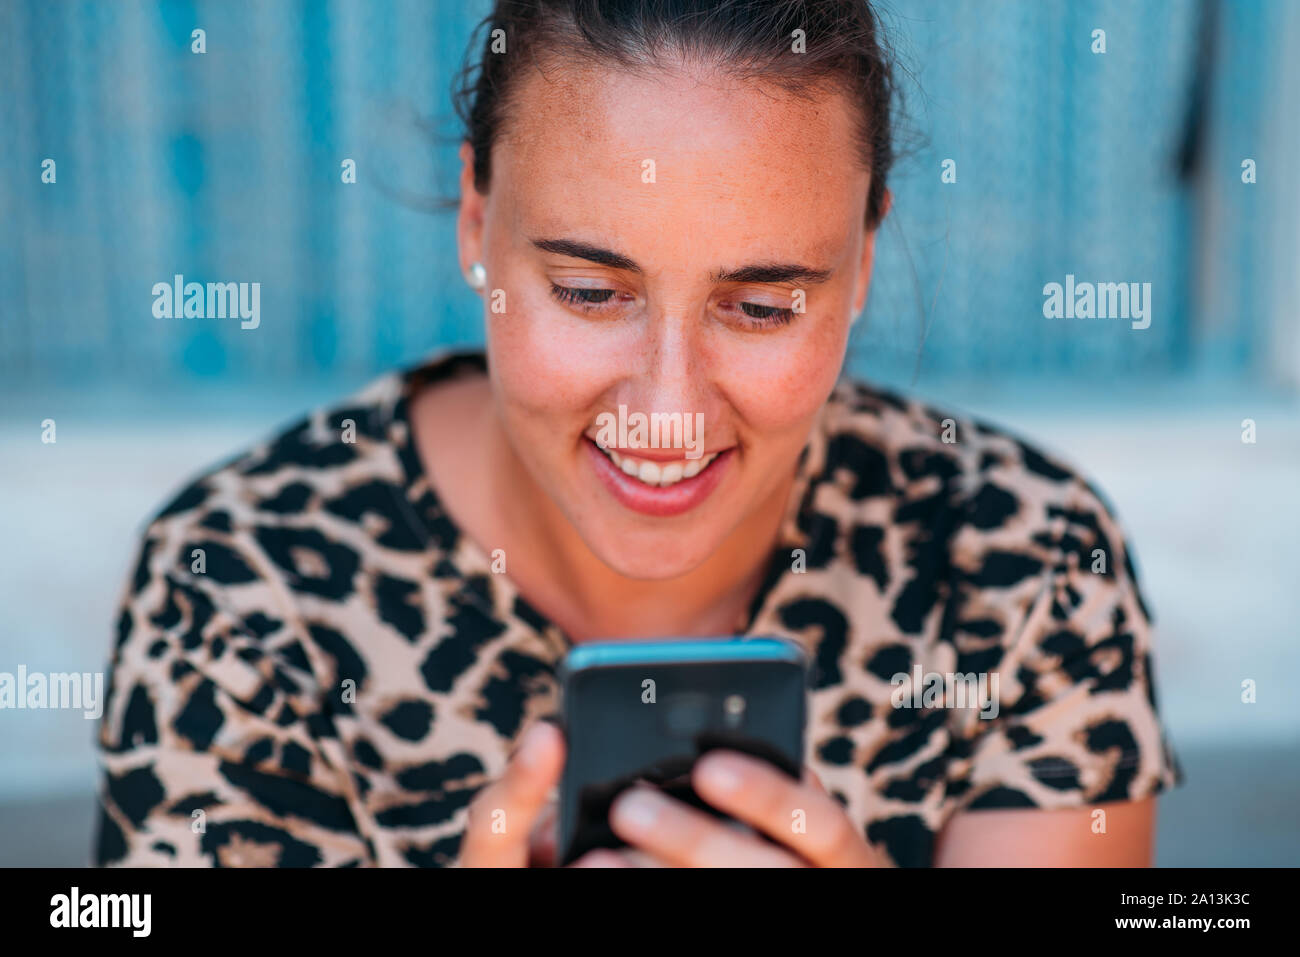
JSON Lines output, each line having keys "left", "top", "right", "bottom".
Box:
{"left": 493, "top": 57, "right": 870, "bottom": 262}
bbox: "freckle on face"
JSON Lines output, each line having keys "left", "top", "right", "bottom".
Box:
{"left": 477, "top": 58, "right": 872, "bottom": 577}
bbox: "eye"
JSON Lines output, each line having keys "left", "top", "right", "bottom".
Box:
{"left": 551, "top": 284, "right": 617, "bottom": 311}
{"left": 717, "top": 298, "right": 797, "bottom": 329}
{"left": 740, "top": 302, "right": 795, "bottom": 324}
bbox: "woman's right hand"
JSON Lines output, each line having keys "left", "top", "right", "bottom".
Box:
{"left": 458, "top": 720, "right": 566, "bottom": 867}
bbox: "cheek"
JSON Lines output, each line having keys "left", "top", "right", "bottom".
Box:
{"left": 484, "top": 288, "right": 619, "bottom": 432}
{"left": 712, "top": 314, "right": 849, "bottom": 439}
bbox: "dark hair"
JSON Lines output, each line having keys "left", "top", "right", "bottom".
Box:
{"left": 453, "top": 0, "right": 897, "bottom": 230}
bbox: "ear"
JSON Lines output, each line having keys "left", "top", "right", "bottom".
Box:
{"left": 850, "top": 188, "right": 891, "bottom": 317}
{"left": 457, "top": 141, "right": 487, "bottom": 280}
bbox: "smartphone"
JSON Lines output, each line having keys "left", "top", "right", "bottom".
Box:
{"left": 556, "top": 636, "right": 807, "bottom": 866}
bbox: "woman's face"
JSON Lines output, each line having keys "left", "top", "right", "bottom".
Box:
{"left": 458, "top": 58, "right": 880, "bottom": 580}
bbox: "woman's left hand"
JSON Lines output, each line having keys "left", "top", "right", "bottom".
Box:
{"left": 571, "top": 752, "right": 881, "bottom": 867}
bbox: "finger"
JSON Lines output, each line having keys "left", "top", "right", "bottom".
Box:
{"left": 802, "top": 765, "right": 828, "bottom": 794}
{"left": 617, "top": 848, "right": 667, "bottom": 868}
{"left": 459, "top": 721, "right": 565, "bottom": 867}
{"left": 692, "top": 752, "right": 878, "bottom": 867}
{"left": 609, "top": 786, "right": 804, "bottom": 868}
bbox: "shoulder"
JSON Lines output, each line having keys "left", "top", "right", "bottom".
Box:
{"left": 825, "top": 378, "right": 1094, "bottom": 488}
{"left": 812, "top": 378, "right": 1146, "bottom": 607}
{"left": 824, "top": 377, "right": 1122, "bottom": 516}
{"left": 143, "top": 368, "right": 411, "bottom": 549}
{"left": 118, "top": 366, "right": 428, "bottom": 655}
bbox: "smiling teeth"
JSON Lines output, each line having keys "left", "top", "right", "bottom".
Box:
{"left": 605, "top": 448, "right": 720, "bottom": 487}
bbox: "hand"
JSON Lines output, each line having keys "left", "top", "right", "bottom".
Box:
{"left": 458, "top": 721, "right": 565, "bottom": 867}
{"left": 570, "top": 752, "right": 881, "bottom": 867}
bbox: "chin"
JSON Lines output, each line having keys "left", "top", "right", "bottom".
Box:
{"left": 578, "top": 521, "right": 728, "bottom": 581}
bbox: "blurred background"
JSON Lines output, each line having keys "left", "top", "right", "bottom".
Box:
{"left": 1, "top": 0, "right": 1297, "bottom": 865}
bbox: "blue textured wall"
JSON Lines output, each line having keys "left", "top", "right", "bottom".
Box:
{"left": 0, "top": 0, "right": 1294, "bottom": 390}
{"left": 2, "top": 2, "right": 1299, "bottom": 864}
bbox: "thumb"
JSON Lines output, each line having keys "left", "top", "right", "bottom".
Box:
{"left": 459, "top": 721, "right": 565, "bottom": 867}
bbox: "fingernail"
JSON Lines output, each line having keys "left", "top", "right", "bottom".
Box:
{"left": 699, "top": 754, "right": 743, "bottom": 793}
{"left": 573, "top": 850, "right": 625, "bottom": 868}
{"left": 614, "top": 789, "right": 662, "bottom": 832}
{"left": 517, "top": 722, "right": 551, "bottom": 768}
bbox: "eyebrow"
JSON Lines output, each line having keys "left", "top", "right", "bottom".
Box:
{"left": 531, "top": 238, "right": 638, "bottom": 272}
{"left": 530, "top": 237, "right": 833, "bottom": 286}
{"left": 712, "top": 262, "right": 833, "bottom": 285}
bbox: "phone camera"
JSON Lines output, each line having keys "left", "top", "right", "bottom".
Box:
{"left": 723, "top": 694, "right": 746, "bottom": 729}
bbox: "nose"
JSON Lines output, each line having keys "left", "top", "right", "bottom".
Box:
{"left": 624, "top": 310, "right": 710, "bottom": 424}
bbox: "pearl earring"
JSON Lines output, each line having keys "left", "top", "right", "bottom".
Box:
{"left": 466, "top": 262, "right": 487, "bottom": 291}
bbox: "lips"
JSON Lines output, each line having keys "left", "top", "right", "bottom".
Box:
{"left": 584, "top": 437, "right": 732, "bottom": 517}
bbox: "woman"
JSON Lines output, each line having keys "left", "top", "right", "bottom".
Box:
{"left": 96, "top": 0, "right": 1181, "bottom": 868}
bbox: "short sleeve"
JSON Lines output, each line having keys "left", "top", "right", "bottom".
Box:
{"left": 95, "top": 521, "right": 375, "bottom": 867}
{"left": 943, "top": 477, "right": 1184, "bottom": 813}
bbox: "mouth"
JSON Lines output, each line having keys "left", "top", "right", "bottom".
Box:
{"left": 583, "top": 437, "right": 733, "bottom": 517}
{"left": 600, "top": 445, "right": 723, "bottom": 488}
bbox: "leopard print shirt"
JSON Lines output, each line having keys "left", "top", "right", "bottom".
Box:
{"left": 95, "top": 350, "right": 1183, "bottom": 867}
